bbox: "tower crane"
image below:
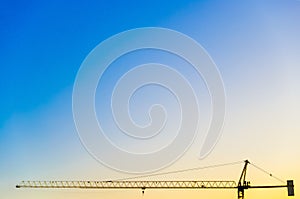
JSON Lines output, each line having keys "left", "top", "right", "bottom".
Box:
{"left": 16, "top": 160, "right": 294, "bottom": 199}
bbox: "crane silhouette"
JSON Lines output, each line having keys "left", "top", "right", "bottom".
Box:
{"left": 16, "top": 160, "right": 294, "bottom": 199}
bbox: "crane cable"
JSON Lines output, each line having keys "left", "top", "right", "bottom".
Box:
{"left": 114, "top": 160, "right": 244, "bottom": 181}
{"left": 249, "top": 162, "right": 285, "bottom": 183}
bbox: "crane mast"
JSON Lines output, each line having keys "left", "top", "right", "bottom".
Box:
{"left": 16, "top": 160, "right": 294, "bottom": 199}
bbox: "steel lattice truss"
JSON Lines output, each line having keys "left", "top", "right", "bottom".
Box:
{"left": 16, "top": 180, "right": 237, "bottom": 189}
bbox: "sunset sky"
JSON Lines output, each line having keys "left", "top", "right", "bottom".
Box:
{"left": 1, "top": 0, "right": 299, "bottom": 199}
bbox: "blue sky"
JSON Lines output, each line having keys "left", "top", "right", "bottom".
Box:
{"left": 1, "top": 0, "right": 299, "bottom": 127}
{"left": 1, "top": 1, "right": 300, "bottom": 199}
{"left": 0, "top": 0, "right": 190, "bottom": 125}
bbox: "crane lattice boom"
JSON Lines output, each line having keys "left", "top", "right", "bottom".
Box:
{"left": 16, "top": 180, "right": 237, "bottom": 189}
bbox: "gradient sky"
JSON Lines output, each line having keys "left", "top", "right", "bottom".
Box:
{"left": 1, "top": 0, "right": 300, "bottom": 199}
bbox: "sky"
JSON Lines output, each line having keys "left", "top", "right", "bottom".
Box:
{"left": 1, "top": 0, "right": 300, "bottom": 199}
